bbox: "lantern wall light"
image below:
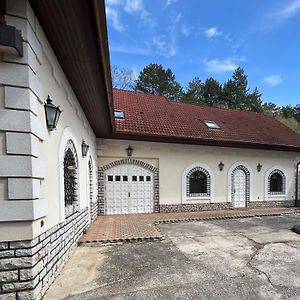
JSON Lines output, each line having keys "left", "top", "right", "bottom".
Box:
{"left": 218, "top": 161, "right": 224, "bottom": 171}
{"left": 81, "top": 140, "right": 89, "bottom": 158}
{"left": 0, "top": 2, "right": 23, "bottom": 57}
{"left": 44, "top": 96, "right": 62, "bottom": 131}
{"left": 257, "top": 163, "right": 262, "bottom": 172}
{"left": 126, "top": 146, "right": 133, "bottom": 157}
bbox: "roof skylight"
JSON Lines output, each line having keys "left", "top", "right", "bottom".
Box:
{"left": 114, "top": 109, "right": 124, "bottom": 119}
{"left": 204, "top": 120, "right": 220, "bottom": 129}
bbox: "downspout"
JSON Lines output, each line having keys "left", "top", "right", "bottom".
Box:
{"left": 296, "top": 161, "right": 300, "bottom": 207}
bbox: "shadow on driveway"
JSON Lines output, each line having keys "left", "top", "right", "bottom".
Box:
{"left": 44, "top": 214, "right": 300, "bottom": 300}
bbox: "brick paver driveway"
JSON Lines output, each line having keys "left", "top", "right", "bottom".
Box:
{"left": 80, "top": 207, "right": 300, "bottom": 244}
{"left": 45, "top": 212, "right": 300, "bottom": 300}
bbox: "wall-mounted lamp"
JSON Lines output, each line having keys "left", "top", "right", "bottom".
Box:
{"left": 218, "top": 161, "right": 224, "bottom": 171}
{"left": 44, "top": 96, "right": 62, "bottom": 131}
{"left": 81, "top": 140, "right": 89, "bottom": 158}
{"left": 0, "top": 3, "right": 23, "bottom": 57}
{"left": 257, "top": 163, "right": 262, "bottom": 172}
{"left": 126, "top": 146, "right": 133, "bottom": 157}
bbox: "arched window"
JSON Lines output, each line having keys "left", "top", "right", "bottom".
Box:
{"left": 186, "top": 166, "right": 210, "bottom": 197}
{"left": 63, "top": 140, "right": 78, "bottom": 216}
{"left": 189, "top": 170, "right": 207, "bottom": 194}
{"left": 269, "top": 170, "right": 285, "bottom": 194}
{"left": 88, "top": 158, "right": 93, "bottom": 204}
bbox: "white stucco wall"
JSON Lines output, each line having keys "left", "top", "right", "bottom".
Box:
{"left": 98, "top": 139, "right": 300, "bottom": 206}
{"left": 0, "top": 0, "right": 98, "bottom": 241}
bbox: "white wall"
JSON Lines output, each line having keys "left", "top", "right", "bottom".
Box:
{"left": 0, "top": 0, "right": 98, "bottom": 241}
{"left": 98, "top": 139, "right": 300, "bottom": 205}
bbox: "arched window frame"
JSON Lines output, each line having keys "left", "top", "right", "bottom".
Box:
{"left": 182, "top": 163, "right": 213, "bottom": 203}
{"left": 58, "top": 127, "right": 81, "bottom": 222}
{"left": 227, "top": 161, "right": 253, "bottom": 204}
{"left": 88, "top": 156, "right": 95, "bottom": 204}
{"left": 265, "top": 167, "right": 287, "bottom": 200}
{"left": 63, "top": 139, "right": 79, "bottom": 217}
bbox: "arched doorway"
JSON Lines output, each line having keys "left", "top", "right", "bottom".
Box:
{"left": 231, "top": 165, "right": 250, "bottom": 208}
{"left": 99, "top": 159, "right": 159, "bottom": 215}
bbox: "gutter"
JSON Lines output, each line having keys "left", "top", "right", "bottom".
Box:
{"left": 92, "top": 0, "right": 115, "bottom": 133}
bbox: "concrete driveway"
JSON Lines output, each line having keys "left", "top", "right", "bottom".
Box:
{"left": 44, "top": 214, "right": 300, "bottom": 300}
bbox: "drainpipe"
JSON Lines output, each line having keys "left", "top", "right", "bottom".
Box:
{"left": 296, "top": 162, "right": 300, "bottom": 207}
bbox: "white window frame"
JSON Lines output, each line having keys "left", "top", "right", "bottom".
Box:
{"left": 264, "top": 166, "right": 288, "bottom": 201}
{"left": 182, "top": 162, "right": 214, "bottom": 203}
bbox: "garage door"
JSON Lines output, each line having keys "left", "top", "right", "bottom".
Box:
{"left": 105, "top": 164, "right": 154, "bottom": 215}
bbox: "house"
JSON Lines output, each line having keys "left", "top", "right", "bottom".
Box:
{"left": 97, "top": 89, "right": 300, "bottom": 214}
{"left": 0, "top": 0, "right": 300, "bottom": 299}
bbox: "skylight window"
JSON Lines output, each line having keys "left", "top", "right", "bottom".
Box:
{"left": 114, "top": 110, "right": 124, "bottom": 119}
{"left": 203, "top": 120, "right": 220, "bottom": 129}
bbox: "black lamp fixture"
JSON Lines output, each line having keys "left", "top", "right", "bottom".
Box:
{"left": 257, "top": 163, "right": 262, "bottom": 172}
{"left": 44, "top": 96, "right": 62, "bottom": 131}
{"left": 0, "top": 2, "right": 23, "bottom": 56}
{"left": 81, "top": 140, "right": 89, "bottom": 158}
{"left": 218, "top": 161, "right": 224, "bottom": 171}
{"left": 126, "top": 145, "right": 133, "bottom": 157}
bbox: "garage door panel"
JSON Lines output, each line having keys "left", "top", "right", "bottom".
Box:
{"left": 105, "top": 164, "right": 154, "bottom": 215}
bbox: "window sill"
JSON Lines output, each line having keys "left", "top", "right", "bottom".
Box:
{"left": 184, "top": 197, "right": 211, "bottom": 201}
{"left": 266, "top": 195, "right": 287, "bottom": 201}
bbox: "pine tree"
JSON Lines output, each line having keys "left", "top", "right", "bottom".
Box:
{"left": 133, "top": 64, "right": 183, "bottom": 101}
{"left": 183, "top": 77, "right": 204, "bottom": 104}
{"left": 201, "top": 77, "right": 222, "bottom": 106}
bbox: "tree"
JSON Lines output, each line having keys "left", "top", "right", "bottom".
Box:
{"left": 280, "top": 105, "right": 295, "bottom": 119}
{"left": 111, "top": 65, "right": 134, "bottom": 90}
{"left": 183, "top": 77, "right": 204, "bottom": 104}
{"left": 201, "top": 77, "right": 222, "bottom": 106}
{"left": 222, "top": 79, "right": 236, "bottom": 109}
{"left": 222, "top": 67, "right": 250, "bottom": 110}
{"left": 262, "top": 102, "right": 278, "bottom": 116}
{"left": 133, "top": 63, "right": 183, "bottom": 101}
{"left": 245, "top": 88, "right": 263, "bottom": 113}
{"left": 293, "top": 105, "right": 300, "bottom": 122}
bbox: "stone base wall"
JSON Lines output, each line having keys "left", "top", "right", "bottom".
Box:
{"left": 0, "top": 208, "right": 89, "bottom": 300}
{"left": 160, "top": 202, "right": 231, "bottom": 213}
{"left": 247, "top": 200, "right": 295, "bottom": 208}
{"left": 90, "top": 202, "right": 98, "bottom": 222}
{"left": 160, "top": 200, "right": 295, "bottom": 213}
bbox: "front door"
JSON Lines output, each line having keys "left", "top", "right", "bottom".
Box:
{"left": 105, "top": 164, "right": 154, "bottom": 215}
{"left": 232, "top": 168, "right": 247, "bottom": 208}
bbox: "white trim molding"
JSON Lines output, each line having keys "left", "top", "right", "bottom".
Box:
{"left": 182, "top": 162, "right": 214, "bottom": 203}
{"left": 264, "top": 166, "right": 288, "bottom": 201}
{"left": 227, "top": 161, "right": 254, "bottom": 204}
{"left": 58, "top": 127, "right": 81, "bottom": 222}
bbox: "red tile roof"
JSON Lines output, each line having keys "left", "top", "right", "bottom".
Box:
{"left": 112, "top": 89, "right": 300, "bottom": 151}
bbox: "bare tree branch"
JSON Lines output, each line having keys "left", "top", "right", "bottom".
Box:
{"left": 111, "top": 65, "right": 134, "bottom": 90}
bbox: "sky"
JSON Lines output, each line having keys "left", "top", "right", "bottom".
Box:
{"left": 105, "top": 0, "right": 300, "bottom": 106}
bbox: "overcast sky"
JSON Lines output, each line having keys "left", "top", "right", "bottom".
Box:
{"left": 105, "top": 0, "right": 300, "bottom": 106}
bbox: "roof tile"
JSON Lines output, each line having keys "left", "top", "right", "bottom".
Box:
{"left": 113, "top": 89, "right": 300, "bottom": 150}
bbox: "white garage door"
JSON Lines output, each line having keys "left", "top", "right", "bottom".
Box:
{"left": 105, "top": 164, "right": 154, "bottom": 215}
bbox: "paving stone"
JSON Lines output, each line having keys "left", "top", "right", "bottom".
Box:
{"left": 79, "top": 207, "right": 300, "bottom": 244}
